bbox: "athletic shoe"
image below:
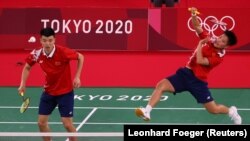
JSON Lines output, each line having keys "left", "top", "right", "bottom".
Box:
{"left": 135, "top": 107, "right": 150, "bottom": 121}
{"left": 229, "top": 106, "right": 242, "bottom": 125}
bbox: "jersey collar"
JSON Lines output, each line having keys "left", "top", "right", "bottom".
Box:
{"left": 43, "top": 45, "right": 56, "bottom": 58}
{"left": 217, "top": 49, "right": 226, "bottom": 57}
{"left": 211, "top": 43, "right": 226, "bottom": 57}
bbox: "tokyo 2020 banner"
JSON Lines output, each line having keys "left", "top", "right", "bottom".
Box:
{"left": 0, "top": 7, "right": 250, "bottom": 51}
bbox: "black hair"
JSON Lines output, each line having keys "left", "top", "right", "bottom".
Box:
{"left": 40, "top": 27, "right": 55, "bottom": 37}
{"left": 224, "top": 30, "right": 237, "bottom": 46}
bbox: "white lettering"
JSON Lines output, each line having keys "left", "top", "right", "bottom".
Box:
{"left": 173, "top": 129, "right": 204, "bottom": 138}
{"left": 62, "top": 19, "right": 71, "bottom": 33}
{"left": 51, "top": 20, "right": 60, "bottom": 33}
{"left": 89, "top": 95, "right": 100, "bottom": 100}
{"left": 128, "top": 129, "right": 170, "bottom": 136}
{"left": 73, "top": 20, "right": 81, "bottom": 33}
{"left": 74, "top": 95, "right": 85, "bottom": 100}
{"left": 41, "top": 19, "right": 50, "bottom": 28}
{"left": 209, "top": 129, "right": 244, "bottom": 137}
{"left": 40, "top": 19, "right": 133, "bottom": 34}
{"left": 99, "top": 95, "right": 112, "bottom": 100}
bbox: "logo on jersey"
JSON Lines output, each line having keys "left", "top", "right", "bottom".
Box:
{"left": 55, "top": 61, "right": 61, "bottom": 66}
{"left": 39, "top": 60, "right": 43, "bottom": 64}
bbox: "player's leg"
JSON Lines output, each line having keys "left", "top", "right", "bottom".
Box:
{"left": 38, "top": 92, "right": 57, "bottom": 141}
{"left": 203, "top": 101, "right": 242, "bottom": 124}
{"left": 188, "top": 78, "right": 242, "bottom": 125}
{"left": 135, "top": 68, "right": 191, "bottom": 121}
{"left": 38, "top": 115, "right": 51, "bottom": 141}
{"left": 61, "top": 117, "right": 77, "bottom": 141}
{"left": 135, "top": 78, "right": 175, "bottom": 121}
{"left": 149, "top": 79, "right": 175, "bottom": 107}
{"left": 58, "top": 91, "right": 77, "bottom": 141}
{"left": 203, "top": 101, "right": 228, "bottom": 114}
{"left": 61, "top": 117, "right": 76, "bottom": 132}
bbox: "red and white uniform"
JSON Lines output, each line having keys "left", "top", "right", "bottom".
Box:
{"left": 187, "top": 31, "right": 225, "bottom": 82}
{"left": 26, "top": 45, "right": 79, "bottom": 96}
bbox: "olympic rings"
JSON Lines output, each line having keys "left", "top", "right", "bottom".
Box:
{"left": 187, "top": 16, "right": 235, "bottom": 37}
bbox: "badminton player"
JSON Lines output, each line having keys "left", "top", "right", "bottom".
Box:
{"left": 135, "top": 7, "right": 242, "bottom": 124}
{"left": 18, "top": 27, "right": 84, "bottom": 141}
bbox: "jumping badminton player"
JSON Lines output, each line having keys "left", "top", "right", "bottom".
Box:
{"left": 18, "top": 27, "right": 84, "bottom": 141}
{"left": 135, "top": 7, "right": 242, "bottom": 124}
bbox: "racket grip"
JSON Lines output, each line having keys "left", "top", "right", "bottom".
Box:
{"left": 188, "top": 8, "right": 200, "bottom": 15}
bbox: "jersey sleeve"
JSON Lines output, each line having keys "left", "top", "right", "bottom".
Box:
{"left": 25, "top": 49, "right": 42, "bottom": 66}
{"left": 198, "top": 31, "right": 209, "bottom": 39}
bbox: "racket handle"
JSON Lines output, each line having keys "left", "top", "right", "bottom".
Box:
{"left": 188, "top": 7, "right": 200, "bottom": 15}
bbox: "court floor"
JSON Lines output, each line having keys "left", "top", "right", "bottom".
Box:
{"left": 0, "top": 87, "right": 249, "bottom": 140}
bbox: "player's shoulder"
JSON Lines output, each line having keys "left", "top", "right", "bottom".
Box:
{"left": 28, "top": 47, "right": 42, "bottom": 61}
{"left": 30, "top": 47, "right": 42, "bottom": 56}
{"left": 55, "top": 45, "right": 71, "bottom": 51}
{"left": 55, "top": 45, "right": 77, "bottom": 57}
{"left": 55, "top": 44, "right": 66, "bottom": 49}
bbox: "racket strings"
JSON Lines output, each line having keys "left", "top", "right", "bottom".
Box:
{"left": 20, "top": 98, "right": 30, "bottom": 113}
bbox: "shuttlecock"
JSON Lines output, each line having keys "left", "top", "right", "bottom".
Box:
{"left": 28, "top": 36, "right": 36, "bottom": 43}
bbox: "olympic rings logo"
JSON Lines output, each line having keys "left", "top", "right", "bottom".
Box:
{"left": 187, "top": 16, "right": 235, "bottom": 37}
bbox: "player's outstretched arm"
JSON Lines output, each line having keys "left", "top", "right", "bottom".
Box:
{"left": 189, "top": 7, "right": 203, "bottom": 34}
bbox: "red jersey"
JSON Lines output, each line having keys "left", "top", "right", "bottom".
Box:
{"left": 187, "top": 31, "right": 225, "bottom": 82}
{"left": 26, "top": 45, "right": 79, "bottom": 96}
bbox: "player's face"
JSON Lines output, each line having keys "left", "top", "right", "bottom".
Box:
{"left": 40, "top": 35, "right": 55, "bottom": 54}
{"left": 213, "top": 34, "right": 229, "bottom": 49}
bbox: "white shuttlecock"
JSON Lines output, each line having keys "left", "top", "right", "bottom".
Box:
{"left": 28, "top": 36, "right": 36, "bottom": 43}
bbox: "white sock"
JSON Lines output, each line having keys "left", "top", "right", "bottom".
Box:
{"left": 228, "top": 107, "right": 233, "bottom": 116}
{"left": 145, "top": 105, "right": 152, "bottom": 113}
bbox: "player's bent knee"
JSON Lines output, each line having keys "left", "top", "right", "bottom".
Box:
{"left": 156, "top": 79, "right": 174, "bottom": 92}
{"left": 63, "top": 122, "right": 74, "bottom": 130}
{"left": 37, "top": 121, "right": 48, "bottom": 127}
